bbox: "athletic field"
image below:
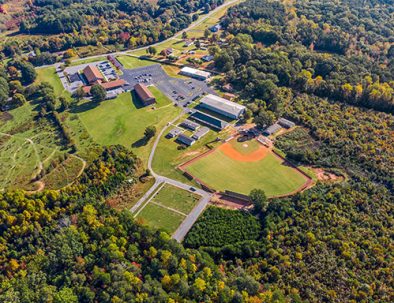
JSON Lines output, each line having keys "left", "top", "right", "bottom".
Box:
{"left": 136, "top": 184, "right": 200, "bottom": 233}
{"left": 182, "top": 139, "right": 310, "bottom": 197}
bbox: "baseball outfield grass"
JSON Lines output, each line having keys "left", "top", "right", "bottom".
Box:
{"left": 184, "top": 147, "right": 309, "bottom": 197}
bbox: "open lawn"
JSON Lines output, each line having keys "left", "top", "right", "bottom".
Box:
{"left": 116, "top": 55, "right": 156, "bottom": 69}
{"left": 137, "top": 203, "right": 185, "bottom": 233}
{"left": 152, "top": 184, "right": 200, "bottom": 214}
{"left": 152, "top": 119, "right": 231, "bottom": 184}
{"left": 136, "top": 184, "right": 200, "bottom": 233}
{"left": 36, "top": 67, "right": 71, "bottom": 100}
{"left": 184, "top": 140, "right": 309, "bottom": 197}
{"left": 77, "top": 88, "right": 181, "bottom": 164}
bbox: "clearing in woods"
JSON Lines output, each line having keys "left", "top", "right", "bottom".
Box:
{"left": 136, "top": 184, "right": 200, "bottom": 233}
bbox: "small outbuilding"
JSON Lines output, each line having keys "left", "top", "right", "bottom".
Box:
{"left": 263, "top": 123, "right": 282, "bottom": 136}
{"left": 192, "top": 127, "right": 209, "bottom": 140}
{"left": 176, "top": 134, "right": 196, "bottom": 146}
{"left": 180, "top": 120, "right": 200, "bottom": 131}
{"left": 278, "top": 118, "right": 295, "bottom": 129}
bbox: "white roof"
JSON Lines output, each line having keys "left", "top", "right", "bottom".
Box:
{"left": 200, "top": 94, "right": 246, "bottom": 117}
{"left": 181, "top": 67, "right": 211, "bottom": 78}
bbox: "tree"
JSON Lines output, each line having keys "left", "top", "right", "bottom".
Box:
{"left": 59, "top": 96, "right": 70, "bottom": 111}
{"left": 204, "top": 29, "right": 210, "bottom": 39}
{"left": 249, "top": 189, "right": 267, "bottom": 213}
{"left": 12, "top": 93, "right": 27, "bottom": 106}
{"left": 90, "top": 84, "right": 106, "bottom": 103}
{"left": 19, "top": 62, "right": 37, "bottom": 84}
{"left": 74, "top": 86, "right": 85, "bottom": 101}
{"left": 144, "top": 126, "right": 156, "bottom": 140}
{"left": 182, "top": 31, "right": 188, "bottom": 39}
{"left": 254, "top": 109, "right": 276, "bottom": 128}
{"left": 0, "top": 77, "right": 9, "bottom": 106}
{"left": 195, "top": 40, "right": 201, "bottom": 49}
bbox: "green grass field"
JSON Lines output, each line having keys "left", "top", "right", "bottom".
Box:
{"left": 78, "top": 88, "right": 181, "bottom": 164}
{"left": 116, "top": 56, "right": 156, "bottom": 69}
{"left": 185, "top": 143, "right": 309, "bottom": 197}
{"left": 36, "top": 67, "right": 71, "bottom": 101}
{"left": 136, "top": 184, "right": 200, "bottom": 233}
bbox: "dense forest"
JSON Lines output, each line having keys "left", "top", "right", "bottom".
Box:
{"left": 213, "top": 0, "right": 394, "bottom": 113}
{"left": 182, "top": 1, "right": 394, "bottom": 302}
{"left": 0, "top": 0, "right": 224, "bottom": 59}
{"left": 0, "top": 145, "right": 296, "bottom": 302}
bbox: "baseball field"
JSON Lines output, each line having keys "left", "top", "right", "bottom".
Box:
{"left": 182, "top": 138, "right": 310, "bottom": 197}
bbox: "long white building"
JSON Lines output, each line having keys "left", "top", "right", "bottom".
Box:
{"left": 200, "top": 94, "right": 246, "bottom": 119}
{"left": 180, "top": 67, "right": 211, "bottom": 81}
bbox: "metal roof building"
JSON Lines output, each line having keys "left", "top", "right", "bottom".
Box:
{"left": 176, "top": 134, "right": 196, "bottom": 146}
{"left": 180, "top": 67, "right": 211, "bottom": 81}
{"left": 278, "top": 118, "right": 295, "bottom": 129}
{"left": 190, "top": 111, "right": 229, "bottom": 130}
{"left": 192, "top": 127, "right": 209, "bottom": 140}
{"left": 263, "top": 123, "right": 282, "bottom": 136}
{"left": 199, "top": 94, "right": 246, "bottom": 119}
{"left": 166, "top": 127, "right": 183, "bottom": 138}
{"left": 180, "top": 119, "right": 200, "bottom": 131}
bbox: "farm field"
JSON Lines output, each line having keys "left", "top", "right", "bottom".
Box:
{"left": 136, "top": 184, "right": 200, "bottom": 233}
{"left": 183, "top": 139, "right": 310, "bottom": 197}
{"left": 77, "top": 88, "right": 181, "bottom": 164}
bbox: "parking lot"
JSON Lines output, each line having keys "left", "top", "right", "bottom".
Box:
{"left": 120, "top": 64, "right": 215, "bottom": 106}
{"left": 61, "top": 61, "right": 118, "bottom": 93}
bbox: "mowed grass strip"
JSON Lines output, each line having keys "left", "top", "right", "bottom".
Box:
{"left": 78, "top": 89, "right": 181, "bottom": 164}
{"left": 185, "top": 150, "right": 308, "bottom": 197}
{"left": 116, "top": 56, "right": 156, "bottom": 69}
{"left": 137, "top": 203, "right": 185, "bottom": 234}
{"left": 152, "top": 184, "right": 200, "bottom": 214}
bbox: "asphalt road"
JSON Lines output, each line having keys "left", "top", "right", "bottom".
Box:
{"left": 130, "top": 113, "right": 212, "bottom": 242}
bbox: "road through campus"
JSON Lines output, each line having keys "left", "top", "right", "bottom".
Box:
{"left": 36, "top": 0, "right": 242, "bottom": 70}
{"left": 130, "top": 113, "right": 213, "bottom": 243}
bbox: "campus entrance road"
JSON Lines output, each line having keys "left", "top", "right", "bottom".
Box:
{"left": 130, "top": 113, "right": 212, "bottom": 242}
{"left": 36, "top": 0, "right": 241, "bottom": 70}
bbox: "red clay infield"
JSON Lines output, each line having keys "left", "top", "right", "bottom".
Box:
{"left": 218, "top": 142, "right": 269, "bottom": 162}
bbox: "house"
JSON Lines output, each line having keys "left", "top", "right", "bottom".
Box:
{"left": 263, "top": 123, "right": 282, "bottom": 136}
{"left": 176, "top": 134, "right": 196, "bottom": 146}
{"left": 160, "top": 48, "right": 174, "bottom": 57}
{"left": 209, "top": 24, "right": 221, "bottom": 32}
{"left": 184, "top": 40, "right": 194, "bottom": 47}
{"left": 192, "top": 127, "right": 209, "bottom": 140}
{"left": 223, "top": 93, "right": 236, "bottom": 100}
{"left": 199, "top": 94, "right": 246, "bottom": 119}
{"left": 83, "top": 65, "right": 104, "bottom": 84}
{"left": 166, "top": 127, "right": 183, "bottom": 139}
{"left": 278, "top": 118, "right": 295, "bottom": 129}
{"left": 134, "top": 83, "right": 156, "bottom": 106}
{"left": 180, "top": 119, "right": 200, "bottom": 131}
{"left": 179, "top": 67, "right": 211, "bottom": 81}
{"left": 202, "top": 55, "right": 214, "bottom": 62}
